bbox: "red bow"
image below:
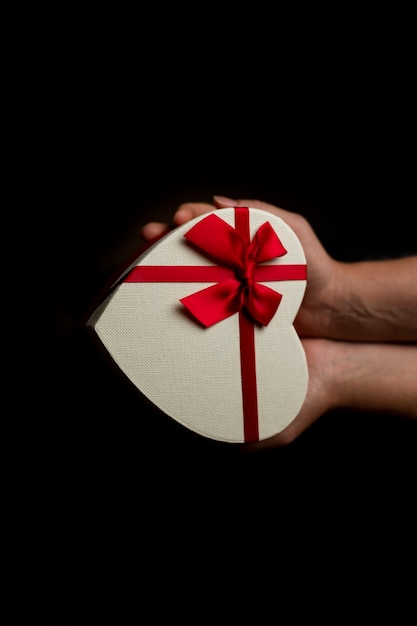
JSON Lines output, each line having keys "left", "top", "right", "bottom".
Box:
{"left": 180, "top": 213, "right": 288, "bottom": 327}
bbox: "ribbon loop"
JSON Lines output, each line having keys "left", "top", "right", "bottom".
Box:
{"left": 237, "top": 259, "right": 256, "bottom": 286}
{"left": 183, "top": 213, "right": 247, "bottom": 270}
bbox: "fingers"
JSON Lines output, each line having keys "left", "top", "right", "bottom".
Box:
{"left": 214, "top": 197, "right": 316, "bottom": 251}
{"left": 140, "top": 201, "right": 221, "bottom": 242}
{"left": 172, "top": 196, "right": 293, "bottom": 226}
{"left": 140, "top": 222, "right": 170, "bottom": 241}
{"left": 141, "top": 195, "right": 309, "bottom": 245}
{"left": 213, "top": 195, "right": 279, "bottom": 213}
{"left": 214, "top": 196, "right": 306, "bottom": 235}
{"left": 173, "top": 202, "right": 217, "bottom": 226}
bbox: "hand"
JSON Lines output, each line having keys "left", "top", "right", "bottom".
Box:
{"left": 243, "top": 337, "right": 417, "bottom": 451}
{"left": 140, "top": 195, "right": 417, "bottom": 449}
{"left": 141, "top": 195, "right": 342, "bottom": 340}
{"left": 141, "top": 196, "right": 417, "bottom": 343}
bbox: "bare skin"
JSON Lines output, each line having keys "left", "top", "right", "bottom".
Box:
{"left": 140, "top": 196, "right": 417, "bottom": 449}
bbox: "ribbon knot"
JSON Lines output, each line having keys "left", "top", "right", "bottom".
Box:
{"left": 180, "top": 212, "right": 288, "bottom": 328}
{"left": 236, "top": 258, "right": 256, "bottom": 286}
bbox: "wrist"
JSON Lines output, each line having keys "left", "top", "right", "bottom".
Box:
{"left": 320, "top": 338, "right": 356, "bottom": 411}
{"left": 312, "top": 259, "right": 353, "bottom": 340}
{"left": 323, "top": 340, "right": 417, "bottom": 416}
{"left": 301, "top": 338, "right": 353, "bottom": 414}
{"left": 325, "top": 257, "right": 417, "bottom": 342}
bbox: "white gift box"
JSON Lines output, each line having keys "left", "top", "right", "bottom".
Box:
{"left": 87, "top": 207, "right": 308, "bottom": 443}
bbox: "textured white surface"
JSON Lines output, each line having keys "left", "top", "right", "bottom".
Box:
{"left": 88, "top": 208, "right": 308, "bottom": 443}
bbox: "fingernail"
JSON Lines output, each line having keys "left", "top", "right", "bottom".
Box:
{"left": 213, "top": 195, "right": 236, "bottom": 206}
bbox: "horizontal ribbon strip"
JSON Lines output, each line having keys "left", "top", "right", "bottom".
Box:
{"left": 125, "top": 264, "right": 306, "bottom": 283}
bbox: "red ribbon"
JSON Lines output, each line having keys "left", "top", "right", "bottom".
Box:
{"left": 124, "top": 208, "right": 307, "bottom": 442}
{"left": 180, "top": 210, "right": 288, "bottom": 327}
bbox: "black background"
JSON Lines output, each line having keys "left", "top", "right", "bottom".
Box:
{"left": 2, "top": 1, "right": 417, "bottom": 623}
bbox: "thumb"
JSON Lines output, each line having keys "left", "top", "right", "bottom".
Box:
{"left": 213, "top": 195, "right": 275, "bottom": 213}
{"left": 213, "top": 195, "right": 237, "bottom": 208}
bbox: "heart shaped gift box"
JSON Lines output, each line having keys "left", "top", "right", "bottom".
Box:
{"left": 87, "top": 207, "right": 308, "bottom": 444}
